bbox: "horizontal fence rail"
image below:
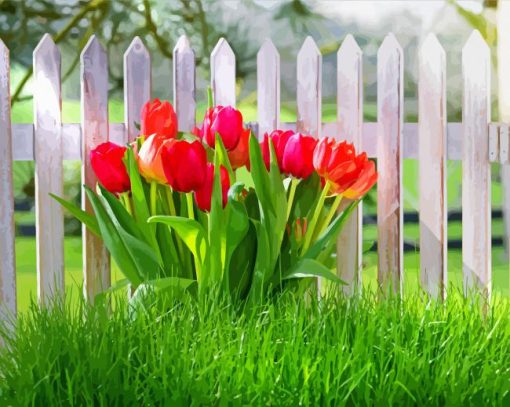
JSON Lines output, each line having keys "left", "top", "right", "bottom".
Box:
{"left": 0, "top": 30, "right": 508, "bottom": 320}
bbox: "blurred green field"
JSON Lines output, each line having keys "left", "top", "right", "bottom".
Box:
{"left": 10, "top": 99, "right": 509, "bottom": 312}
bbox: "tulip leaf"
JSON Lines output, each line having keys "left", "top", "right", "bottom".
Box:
{"left": 283, "top": 258, "right": 345, "bottom": 284}
{"left": 214, "top": 132, "right": 235, "bottom": 183}
{"left": 84, "top": 186, "right": 143, "bottom": 286}
{"left": 209, "top": 142, "right": 226, "bottom": 285}
{"left": 228, "top": 221, "right": 256, "bottom": 299}
{"left": 147, "top": 216, "right": 208, "bottom": 277}
{"left": 290, "top": 173, "right": 321, "bottom": 220}
{"left": 248, "top": 133, "right": 275, "bottom": 216}
{"left": 49, "top": 193, "right": 100, "bottom": 238}
{"left": 303, "top": 200, "right": 359, "bottom": 261}
{"left": 247, "top": 219, "right": 271, "bottom": 305}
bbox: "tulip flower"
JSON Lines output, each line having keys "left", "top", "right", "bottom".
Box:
{"left": 194, "top": 105, "right": 245, "bottom": 151}
{"left": 282, "top": 133, "right": 317, "bottom": 179}
{"left": 330, "top": 156, "right": 378, "bottom": 200}
{"left": 141, "top": 98, "right": 178, "bottom": 139}
{"left": 313, "top": 138, "right": 357, "bottom": 181}
{"left": 260, "top": 129, "right": 294, "bottom": 171}
{"left": 161, "top": 140, "right": 207, "bottom": 193}
{"left": 90, "top": 142, "right": 130, "bottom": 194}
{"left": 137, "top": 134, "right": 175, "bottom": 184}
{"left": 227, "top": 128, "right": 251, "bottom": 170}
{"left": 194, "top": 163, "right": 230, "bottom": 212}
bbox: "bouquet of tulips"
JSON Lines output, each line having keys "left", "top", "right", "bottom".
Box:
{"left": 53, "top": 92, "right": 376, "bottom": 305}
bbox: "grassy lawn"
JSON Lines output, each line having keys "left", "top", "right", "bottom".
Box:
{"left": 1, "top": 290, "right": 509, "bottom": 405}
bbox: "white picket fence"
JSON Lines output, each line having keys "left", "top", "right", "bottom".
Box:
{"left": 0, "top": 30, "right": 508, "bottom": 319}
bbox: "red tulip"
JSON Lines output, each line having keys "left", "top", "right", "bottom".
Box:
{"left": 137, "top": 134, "right": 175, "bottom": 184}
{"left": 141, "top": 98, "right": 178, "bottom": 139}
{"left": 227, "top": 128, "right": 251, "bottom": 170}
{"left": 90, "top": 142, "right": 130, "bottom": 194}
{"left": 282, "top": 133, "right": 317, "bottom": 179}
{"left": 260, "top": 129, "right": 294, "bottom": 171}
{"left": 194, "top": 163, "right": 230, "bottom": 212}
{"left": 161, "top": 140, "right": 207, "bottom": 193}
{"left": 194, "top": 105, "right": 245, "bottom": 151}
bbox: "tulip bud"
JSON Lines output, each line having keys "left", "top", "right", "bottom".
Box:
{"left": 141, "top": 98, "right": 178, "bottom": 139}
{"left": 282, "top": 133, "right": 317, "bottom": 179}
{"left": 90, "top": 142, "right": 130, "bottom": 194}
{"left": 260, "top": 129, "right": 293, "bottom": 171}
{"left": 194, "top": 163, "right": 230, "bottom": 212}
{"left": 161, "top": 140, "right": 207, "bottom": 193}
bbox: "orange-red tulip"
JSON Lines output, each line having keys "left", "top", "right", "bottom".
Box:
{"left": 194, "top": 163, "right": 230, "bottom": 212}
{"left": 330, "top": 156, "right": 377, "bottom": 199}
{"left": 227, "top": 128, "right": 251, "bottom": 170}
{"left": 161, "top": 140, "right": 207, "bottom": 193}
{"left": 141, "top": 98, "right": 178, "bottom": 139}
{"left": 90, "top": 142, "right": 130, "bottom": 194}
{"left": 137, "top": 134, "right": 175, "bottom": 184}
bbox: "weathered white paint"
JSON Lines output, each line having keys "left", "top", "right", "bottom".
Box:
{"left": 462, "top": 30, "right": 491, "bottom": 298}
{"left": 418, "top": 34, "right": 447, "bottom": 299}
{"left": 336, "top": 34, "right": 363, "bottom": 295}
{"left": 0, "top": 39, "right": 16, "bottom": 321}
{"left": 211, "top": 38, "right": 236, "bottom": 107}
{"left": 257, "top": 38, "right": 280, "bottom": 138}
{"left": 489, "top": 124, "right": 499, "bottom": 163}
{"left": 173, "top": 35, "right": 195, "bottom": 132}
{"left": 498, "top": 2, "right": 510, "bottom": 262}
{"left": 377, "top": 33, "right": 404, "bottom": 295}
{"left": 33, "top": 34, "right": 64, "bottom": 304}
{"left": 124, "top": 36, "right": 151, "bottom": 143}
{"left": 81, "top": 35, "right": 110, "bottom": 302}
{"left": 500, "top": 124, "right": 510, "bottom": 164}
{"left": 296, "top": 36, "right": 322, "bottom": 137}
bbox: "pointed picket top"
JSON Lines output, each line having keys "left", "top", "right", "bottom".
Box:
{"left": 81, "top": 35, "right": 106, "bottom": 61}
{"left": 378, "top": 32, "right": 403, "bottom": 61}
{"left": 421, "top": 33, "right": 445, "bottom": 57}
{"left": 337, "top": 34, "right": 361, "bottom": 59}
{"left": 173, "top": 34, "right": 196, "bottom": 131}
{"left": 419, "top": 34, "right": 445, "bottom": 81}
{"left": 0, "top": 38, "right": 7, "bottom": 53}
{"left": 124, "top": 36, "right": 151, "bottom": 142}
{"left": 463, "top": 30, "right": 489, "bottom": 56}
{"left": 296, "top": 36, "right": 322, "bottom": 138}
{"left": 175, "top": 34, "right": 191, "bottom": 51}
{"left": 34, "top": 33, "right": 59, "bottom": 58}
{"left": 211, "top": 37, "right": 236, "bottom": 106}
{"left": 257, "top": 38, "right": 280, "bottom": 137}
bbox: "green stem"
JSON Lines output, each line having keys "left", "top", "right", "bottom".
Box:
{"left": 186, "top": 192, "right": 195, "bottom": 220}
{"left": 314, "top": 195, "right": 343, "bottom": 240}
{"left": 165, "top": 186, "right": 177, "bottom": 216}
{"left": 286, "top": 178, "right": 299, "bottom": 220}
{"left": 207, "top": 86, "right": 214, "bottom": 109}
{"left": 301, "top": 181, "right": 331, "bottom": 253}
{"left": 120, "top": 193, "right": 133, "bottom": 216}
{"left": 150, "top": 181, "right": 158, "bottom": 216}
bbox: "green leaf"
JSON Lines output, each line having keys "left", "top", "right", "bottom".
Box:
{"left": 303, "top": 201, "right": 359, "bottom": 261}
{"left": 283, "top": 258, "right": 345, "bottom": 284}
{"left": 214, "top": 131, "right": 235, "bottom": 183}
{"left": 84, "top": 186, "right": 143, "bottom": 286}
{"left": 50, "top": 193, "right": 100, "bottom": 238}
{"left": 248, "top": 133, "right": 275, "bottom": 216}
{"left": 148, "top": 216, "right": 208, "bottom": 270}
{"left": 228, "top": 222, "right": 256, "bottom": 299}
{"left": 290, "top": 173, "right": 321, "bottom": 220}
{"left": 247, "top": 219, "right": 271, "bottom": 305}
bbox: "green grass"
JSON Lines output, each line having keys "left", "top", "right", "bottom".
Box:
{"left": 1, "top": 290, "right": 510, "bottom": 405}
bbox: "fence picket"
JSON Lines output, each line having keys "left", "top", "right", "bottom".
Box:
{"left": 81, "top": 35, "right": 110, "bottom": 302}
{"left": 33, "top": 34, "right": 64, "bottom": 304}
{"left": 377, "top": 33, "right": 404, "bottom": 295}
{"left": 462, "top": 30, "right": 491, "bottom": 298}
{"left": 211, "top": 38, "right": 235, "bottom": 106}
{"left": 174, "top": 35, "right": 196, "bottom": 132}
{"left": 336, "top": 34, "right": 363, "bottom": 295}
{"left": 296, "top": 36, "right": 322, "bottom": 137}
{"left": 0, "top": 39, "right": 16, "bottom": 320}
{"left": 257, "top": 38, "right": 280, "bottom": 137}
{"left": 418, "top": 34, "right": 447, "bottom": 299}
{"left": 124, "top": 36, "right": 151, "bottom": 143}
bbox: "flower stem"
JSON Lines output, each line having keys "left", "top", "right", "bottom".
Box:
{"left": 301, "top": 181, "right": 331, "bottom": 253}
{"left": 207, "top": 86, "right": 214, "bottom": 109}
{"left": 164, "top": 186, "right": 176, "bottom": 216}
{"left": 286, "top": 178, "right": 299, "bottom": 220}
{"left": 150, "top": 181, "right": 158, "bottom": 216}
{"left": 314, "top": 194, "right": 343, "bottom": 240}
{"left": 186, "top": 192, "right": 195, "bottom": 220}
{"left": 121, "top": 193, "right": 133, "bottom": 216}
